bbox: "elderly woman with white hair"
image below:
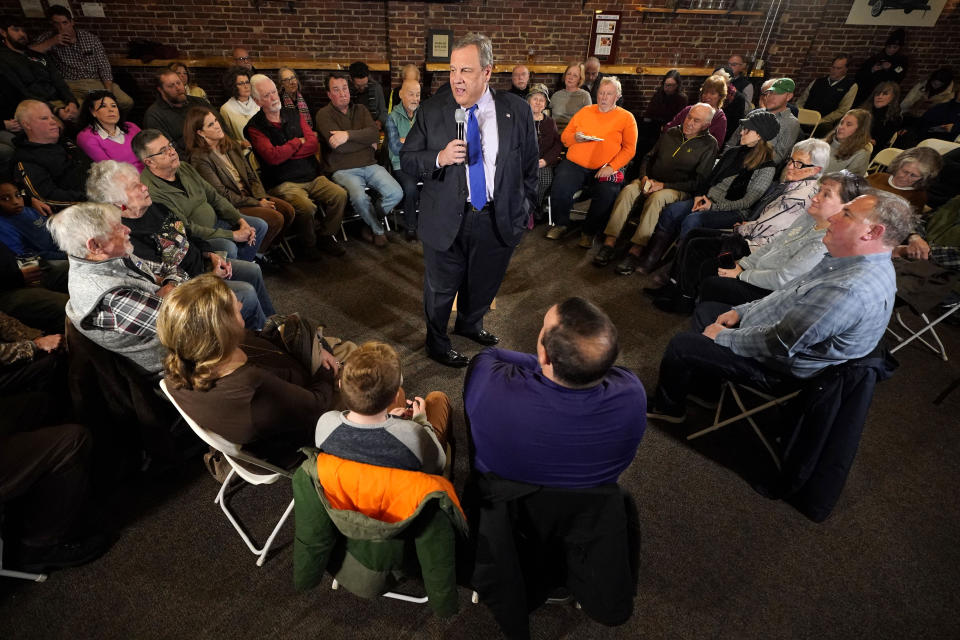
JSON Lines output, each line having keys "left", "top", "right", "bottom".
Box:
{"left": 84, "top": 160, "right": 274, "bottom": 331}
{"left": 546, "top": 75, "right": 638, "bottom": 247}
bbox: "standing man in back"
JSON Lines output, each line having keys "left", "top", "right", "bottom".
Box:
{"left": 401, "top": 33, "right": 538, "bottom": 367}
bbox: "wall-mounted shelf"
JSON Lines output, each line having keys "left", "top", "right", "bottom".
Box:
{"left": 635, "top": 6, "right": 764, "bottom": 16}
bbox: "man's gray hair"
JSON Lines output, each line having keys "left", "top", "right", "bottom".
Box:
{"left": 793, "top": 138, "right": 831, "bottom": 171}
{"left": 452, "top": 32, "right": 493, "bottom": 69}
{"left": 47, "top": 202, "right": 122, "bottom": 259}
{"left": 131, "top": 128, "right": 167, "bottom": 162}
{"left": 249, "top": 73, "right": 273, "bottom": 101}
{"left": 14, "top": 99, "right": 46, "bottom": 126}
{"left": 690, "top": 101, "right": 717, "bottom": 119}
{"left": 862, "top": 187, "right": 917, "bottom": 247}
{"left": 598, "top": 75, "right": 622, "bottom": 98}
{"left": 86, "top": 160, "right": 139, "bottom": 204}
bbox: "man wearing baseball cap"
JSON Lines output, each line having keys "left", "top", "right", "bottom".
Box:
{"left": 724, "top": 77, "right": 800, "bottom": 165}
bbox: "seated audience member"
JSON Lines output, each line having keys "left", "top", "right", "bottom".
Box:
{"left": 627, "top": 69, "right": 688, "bottom": 181}
{"left": 867, "top": 146, "right": 943, "bottom": 216}
{"left": 385, "top": 79, "right": 422, "bottom": 241}
{"left": 860, "top": 81, "right": 903, "bottom": 154}
{"left": 646, "top": 189, "right": 914, "bottom": 423}
{"left": 86, "top": 160, "right": 274, "bottom": 329}
{"left": 278, "top": 67, "right": 313, "bottom": 129}
{"left": 545, "top": 76, "right": 637, "bottom": 247}
{"left": 348, "top": 61, "right": 388, "bottom": 130}
{"left": 823, "top": 108, "right": 873, "bottom": 175}
{"left": 581, "top": 56, "right": 617, "bottom": 105}
{"left": 315, "top": 341, "right": 450, "bottom": 474}
{"left": 652, "top": 165, "right": 855, "bottom": 313}
{"left": 185, "top": 106, "right": 294, "bottom": 253}
{"left": 0, "top": 181, "right": 66, "bottom": 260}
{"left": 76, "top": 91, "right": 143, "bottom": 171}
{"left": 663, "top": 75, "right": 728, "bottom": 151}
{"left": 134, "top": 129, "right": 267, "bottom": 262}
{"left": 594, "top": 102, "right": 718, "bottom": 273}
{"left": 158, "top": 274, "right": 339, "bottom": 466}
{"left": 550, "top": 62, "right": 592, "bottom": 134}
{"left": 32, "top": 5, "right": 133, "bottom": 112}
{"left": 0, "top": 16, "right": 79, "bottom": 123}
{"left": 13, "top": 100, "right": 90, "bottom": 208}
{"left": 464, "top": 297, "right": 646, "bottom": 487}
{"left": 1, "top": 89, "right": 18, "bottom": 179}
{"left": 219, "top": 66, "right": 259, "bottom": 147}
{"left": 143, "top": 70, "right": 209, "bottom": 156}
{"left": 509, "top": 64, "right": 530, "bottom": 99}
{"left": 900, "top": 66, "right": 954, "bottom": 121}
{"left": 925, "top": 147, "right": 960, "bottom": 210}
{"left": 897, "top": 84, "right": 960, "bottom": 147}
{"left": 716, "top": 67, "right": 750, "bottom": 145}
{"left": 316, "top": 72, "right": 403, "bottom": 246}
{"left": 47, "top": 202, "right": 168, "bottom": 375}
{"left": 893, "top": 194, "right": 960, "bottom": 270}
{"left": 727, "top": 53, "right": 754, "bottom": 106}
{"left": 796, "top": 55, "right": 857, "bottom": 135}
{"left": 650, "top": 110, "right": 779, "bottom": 253}
{"left": 168, "top": 61, "right": 207, "bottom": 101}
{"left": 387, "top": 63, "right": 421, "bottom": 114}
{"left": 725, "top": 78, "right": 800, "bottom": 165}
{"left": 230, "top": 47, "right": 256, "bottom": 73}
{"left": 246, "top": 75, "right": 347, "bottom": 259}
{"left": 854, "top": 28, "right": 908, "bottom": 105}
{"left": 527, "top": 83, "right": 562, "bottom": 221}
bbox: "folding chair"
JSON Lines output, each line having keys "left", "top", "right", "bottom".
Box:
{"left": 796, "top": 108, "right": 821, "bottom": 139}
{"left": 917, "top": 138, "right": 960, "bottom": 156}
{"left": 887, "top": 300, "right": 960, "bottom": 361}
{"left": 867, "top": 147, "right": 903, "bottom": 175}
{"left": 340, "top": 187, "right": 392, "bottom": 240}
{"left": 159, "top": 380, "right": 294, "bottom": 567}
{"left": 686, "top": 381, "right": 802, "bottom": 470}
{"left": 0, "top": 530, "right": 47, "bottom": 582}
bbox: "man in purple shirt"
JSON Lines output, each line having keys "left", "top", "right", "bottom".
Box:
{"left": 463, "top": 297, "right": 646, "bottom": 488}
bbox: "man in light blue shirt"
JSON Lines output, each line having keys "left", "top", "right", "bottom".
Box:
{"left": 647, "top": 189, "right": 914, "bottom": 422}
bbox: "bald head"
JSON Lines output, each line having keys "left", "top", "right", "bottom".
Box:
{"left": 231, "top": 47, "right": 252, "bottom": 71}
{"left": 585, "top": 57, "right": 601, "bottom": 84}
{"left": 399, "top": 79, "right": 421, "bottom": 115}
{"left": 683, "top": 102, "right": 715, "bottom": 138}
{"left": 16, "top": 100, "right": 60, "bottom": 144}
{"left": 511, "top": 64, "right": 530, "bottom": 91}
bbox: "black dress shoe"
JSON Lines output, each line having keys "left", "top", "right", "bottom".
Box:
{"left": 454, "top": 328, "right": 500, "bottom": 346}
{"left": 428, "top": 348, "right": 469, "bottom": 367}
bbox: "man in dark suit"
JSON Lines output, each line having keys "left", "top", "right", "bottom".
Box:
{"left": 401, "top": 33, "right": 538, "bottom": 367}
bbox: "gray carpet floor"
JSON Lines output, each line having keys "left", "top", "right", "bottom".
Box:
{"left": 2, "top": 225, "right": 958, "bottom": 640}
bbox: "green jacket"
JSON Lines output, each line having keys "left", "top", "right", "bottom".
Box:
{"left": 141, "top": 161, "right": 242, "bottom": 241}
{"left": 292, "top": 449, "right": 467, "bottom": 617}
{"left": 926, "top": 195, "right": 960, "bottom": 249}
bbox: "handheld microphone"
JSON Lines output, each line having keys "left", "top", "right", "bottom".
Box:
{"left": 454, "top": 108, "right": 466, "bottom": 141}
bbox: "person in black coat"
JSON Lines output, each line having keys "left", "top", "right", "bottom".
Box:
{"left": 400, "top": 33, "right": 538, "bottom": 367}
{"left": 854, "top": 28, "right": 909, "bottom": 105}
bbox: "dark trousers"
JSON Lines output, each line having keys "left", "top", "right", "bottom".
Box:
{"left": 394, "top": 168, "right": 420, "bottom": 231}
{"left": 549, "top": 159, "right": 623, "bottom": 235}
{"left": 700, "top": 275, "right": 771, "bottom": 307}
{"left": 670, "top": 228, "right": 750, "bottom": 298}
{"left": 654, "top": 301, "right": 784, "bottom": 414}
{"left": 422, "top": 207, "right": 514, "bottom": 355}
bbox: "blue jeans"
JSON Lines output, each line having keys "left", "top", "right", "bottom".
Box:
{"left": 225, "top": 279, "right": 266, "bottom": 330}
{"left": 332, "top": 165, "right": 403, "bottom": 235}
{"left": 656, "top": 200, "right": 744, "bottom": 242}
{"left": 229, "top": 258, "right": 275, "bottom": 315}
{"left": 548, "top": 159, "right": 623, "bottom": 235}
{"left": 393, "top": 168, "right": 421, "bottom": 231}
{"left": 207, "top": 215, "right": 268, "bottom": 262}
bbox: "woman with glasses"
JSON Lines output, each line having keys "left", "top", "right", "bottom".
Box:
{"left": 168, "top": 61, "right": 207, "bottom": 101}
{"left": 822, "top": 108, "right": 873, "bottom": 176}
{"left": 219, "top": 66, "right": 260, "bottom": 147}
{"left": 76, "top": 91, "right": 143, "bottom": 171}
{"left": 277, "top": 67, "right": 313, "bottom": 129}
{"left": 867, "top": 146, "right": 943, "bottom": 216}
{"left": 860, "top": 81, "right": 903, "bottom": 155}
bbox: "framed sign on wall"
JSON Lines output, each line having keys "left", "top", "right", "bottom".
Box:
{"left": 427, "top": 29, "right": 454, "bottom": 63}
{"left": 587, "top": 11, "right": 622, "bottom": 63}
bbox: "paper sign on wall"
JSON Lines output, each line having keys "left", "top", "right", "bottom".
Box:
{"left": 19, "top": 0, "right": 44, "bottom": 18}
{"left": 81, "top": 3, "right": 106, "bottom": 18}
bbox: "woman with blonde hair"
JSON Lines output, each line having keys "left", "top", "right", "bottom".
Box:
{"left": 550, "top": 62, "right": 592, "bottom": 134}
{"left": 662, "top": 74, "right": 729, "bottom": 148}
{"left": 159, "top": 274, "right": 339, "bottom": 464}
{"left": 823, "top": 108, "right": 873, "bottom": 175}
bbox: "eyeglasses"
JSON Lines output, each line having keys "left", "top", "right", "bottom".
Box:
{"left": 236, "top": 80, "right": 251, "bottom": 86}
{"left": 234, "top": 56, "right": 250, "bottom": 62}
{"left": 280, "top": 76, "right": 297, "bottom": 83}
{"left": 787, "top": 158, "right": 816, "bottom": 169}
{"left": 145, "top": 143, "right": 176, "bottom": 159}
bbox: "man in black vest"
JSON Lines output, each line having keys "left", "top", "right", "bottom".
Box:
{"left": 245, "top": 75, "right": 347, "bottom": 259}
{"left": 796, "top": 55, "right": 857, "bottom": 136}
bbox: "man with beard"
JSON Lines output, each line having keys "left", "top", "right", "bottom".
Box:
{"left": 0, "top": 16, "right": 78, "bottom": 123}
{"left": 143, "top": 69, "right": 209, "bottom": 156}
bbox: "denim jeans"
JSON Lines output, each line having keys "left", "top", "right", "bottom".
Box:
{"left": 656, "top": 200, "right": 743, "bottom": 242}
{"left": 393, "top": 168, "right": 421, "bottom": 231}
{"left": 207, "top": 215, "right": 268, "bottom": 261}
{"left": 229, "top": 258, "right": 275, "bottom": 316}
{"left": 332, "top": 165, "right": 403, "bottom": 235}
{"left": 548, "top": 159, "right": 622, "bottom": 235}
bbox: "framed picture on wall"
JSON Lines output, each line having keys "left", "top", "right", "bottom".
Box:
{"left": 427, "top": 29, "right": 454, "bottom": 63}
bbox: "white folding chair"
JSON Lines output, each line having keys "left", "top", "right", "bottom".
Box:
{"left": 887, "top": 300, "right": 960, "bottom": 361}
{"left": 867, "top": 147, "right": 903, "bottom": 175}
{"left": 917, "top": 138, "right": 960, "bottom": 156}
{"left": 159, "top": 380, "right": 294, "bottom": 567}
{"left": 0, "top": 533, "right": 47, "bottom": 582}
{"left": 796, "top": 108, "right": 821, "bottom": 139}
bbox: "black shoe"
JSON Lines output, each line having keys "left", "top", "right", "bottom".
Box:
{"left": 317, "top": 235, "right": 346, "bottom": 257}
{"left": 615, "top": 253, "right": 641, "bottom": 275}
{"left": 454, "top": 328, "right": 500, "bottom": 346}
{"left": 653, "top": 294, "right": 695, "bottom": 314}
{"left": 642, "top": 282, "right": 677, "bottom": 299}
{"left": 593, "top": 244, "right": 615, "bottom": 267}
{"left": 428, "top": 348, "right": 470, "bottom": 368}
{"left": 254, "top": 253, "right": 280, "bottom": 271}
{"left": 17, "top": 533, "right": 112, "bottom": 573}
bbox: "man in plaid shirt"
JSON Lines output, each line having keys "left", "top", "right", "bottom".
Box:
{"left": 33, "top": 5, "right": 134, "bottom": 112}
{"left": 647, "top": 189, "right": 914, "bottom": 423}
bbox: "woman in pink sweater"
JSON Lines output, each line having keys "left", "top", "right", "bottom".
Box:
{"left": 76, "top": 91, "right": 143, "bottom": 172}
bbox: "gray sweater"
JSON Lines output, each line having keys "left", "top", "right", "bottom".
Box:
{"left": 738, "top": 214, "right": 828, "bottom": 291}
{"left": 314, "top": 410, "right": 445, "bottom": 474}
{"left": 825, "top": 138, "right": 870, "bottom": 176}
{"left": 549, "top": 89, "right": 592, "bottom": 133}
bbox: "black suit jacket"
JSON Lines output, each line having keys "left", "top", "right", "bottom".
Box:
{"left": 400, "top": 88, "right": 538, "bottom": 251}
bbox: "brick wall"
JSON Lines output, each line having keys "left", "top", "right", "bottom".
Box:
{"left": 2, "top": 0, "right": 958, "bottom": 118}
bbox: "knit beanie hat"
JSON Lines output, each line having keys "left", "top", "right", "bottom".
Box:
{"left": 527, "top": 83, "right": 550, "bottom": 103}
{"left": 739, "top": 110, "right": 780, "bottom": 141}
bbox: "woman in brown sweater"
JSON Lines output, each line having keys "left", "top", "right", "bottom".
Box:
{"left": 158, "top": 275, "right": 339, "bottom": 465}
{"left": 867, "top": 146, "right": 943, "bottom": 216}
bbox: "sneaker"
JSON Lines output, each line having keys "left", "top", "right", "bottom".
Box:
{"left": 593, "top": 244, "right": 615, "bottom": 267}
{"left": 578, "top": 233, "right": 594, "bottom": 249}
{"left": 615, "top": 254, "right": 641, "bottom": 275}
{"left": 545, "top": 225, "right": 567, "bottom": 240}
{"left": 317, "top": 235, "right": 346, "bottom": 257}
{"left": 646, "top": 405, "right": 687, "bottom": 424}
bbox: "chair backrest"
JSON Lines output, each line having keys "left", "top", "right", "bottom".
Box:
{"left": 158, "top": 379, "right": 290, "bottom": 483}
{"left": 917, "top": 138, "right": 960, "bottom": 156}
{"left": 867, "top": 147, "right": 903, "bottom": 175}
{"left": 797, "top": 108, "right": 821, "bottom": 138}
